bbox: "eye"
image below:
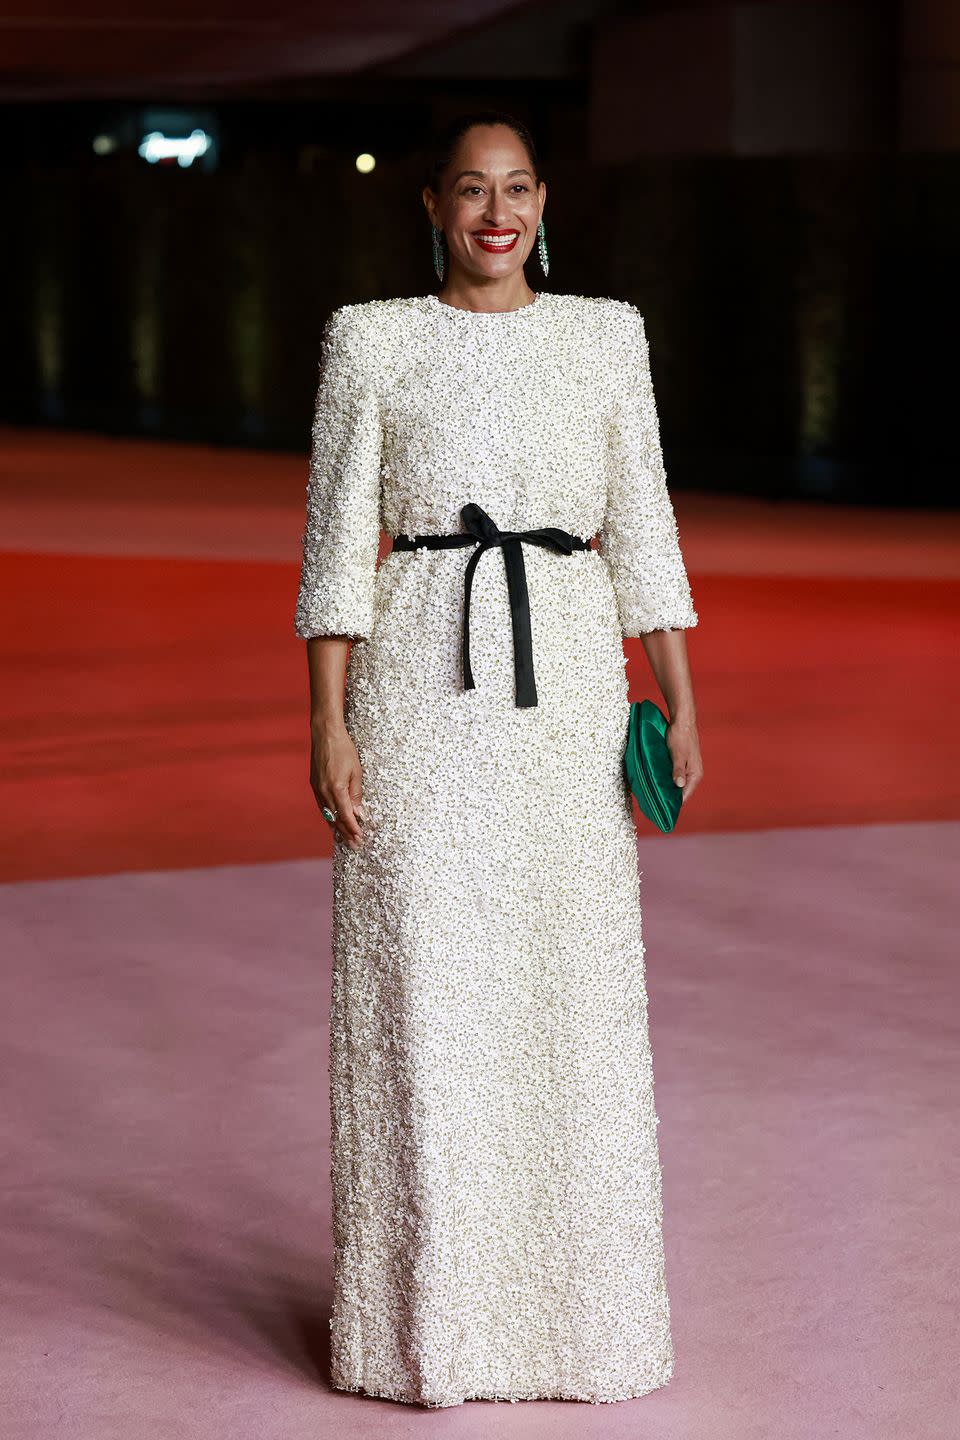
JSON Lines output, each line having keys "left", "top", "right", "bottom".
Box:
{"left": 460, "top": 183, "right": 530, "bottom": 196}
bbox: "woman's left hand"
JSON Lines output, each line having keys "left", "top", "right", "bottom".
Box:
{"left": 666, "top": 714, "right": 704, "bottom": 804}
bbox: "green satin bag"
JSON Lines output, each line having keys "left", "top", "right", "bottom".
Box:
{"left": 624, "top": 698, "right": 684, "bottom": 834}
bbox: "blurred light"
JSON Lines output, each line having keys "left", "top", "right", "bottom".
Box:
{"left": 35, "top": 250, "right": 64, "bottom": 398}
{"left": 797, "top": 292, "right": 844, "bottom": 452}
{"left": 92, "top": 134, "right": 117, "bottom": 156}
{"left": 355, "top": 152, "right": 376, "bottom": 174}
{"left": 132, "top": 228, "right": 162, "bottom": 413}
{"left": 138, "top": 129, "right": 212, "bottom": 168}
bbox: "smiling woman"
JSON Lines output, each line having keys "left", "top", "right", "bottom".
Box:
{"left": 296, "top": 109, "right": 703, "bottom": 1409}
{"left": 421, "top": 113, "right": 547, "bottom": 309}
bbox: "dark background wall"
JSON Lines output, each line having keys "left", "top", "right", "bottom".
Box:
{"left": 3, "top": 0, "right": 958, "bottom": 506}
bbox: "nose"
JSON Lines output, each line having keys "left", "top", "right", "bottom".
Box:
{"left": 483, "top": 190, "right": 512, "bottom": 226}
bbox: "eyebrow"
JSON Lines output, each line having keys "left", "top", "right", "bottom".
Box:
{"left": 452, "top": 168, "right": 533, "bottom": 183}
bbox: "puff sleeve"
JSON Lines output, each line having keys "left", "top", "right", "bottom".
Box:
{"left": 597, "top": 303, "right": 699, "bottom": 637}
{"left": 293, "top": 306, "right": 383, "bottom": 641}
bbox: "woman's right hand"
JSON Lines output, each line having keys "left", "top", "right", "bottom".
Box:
{"left": 310, "top": 722, "right": 367, "bottom": 849}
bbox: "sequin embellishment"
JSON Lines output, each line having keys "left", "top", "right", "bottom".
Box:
{"left": 294, "top": 292, "right": 698, "bottom": 1407}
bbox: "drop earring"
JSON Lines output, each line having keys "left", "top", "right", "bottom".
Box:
{"left": 432, "top": 225, "right": 446, "bottom": 283}
{"left": 537, "top": 218, "right": 549, "bottom": 278}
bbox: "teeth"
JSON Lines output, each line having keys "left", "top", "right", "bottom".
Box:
{"left": 475, "top": 233, "right": 517, "bottom": 245}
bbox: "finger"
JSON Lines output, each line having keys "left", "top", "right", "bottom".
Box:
{"left": 679, "top": 767, "right": 702, "bottom": 805}
{"left": 318, "top": 778, "right": 361, "bottom": 843}
{"left": 331, "top": 782, "right": 364, "bottom": 845}
{"left": 348, "top": 767, "right": 366, "bottom": 828}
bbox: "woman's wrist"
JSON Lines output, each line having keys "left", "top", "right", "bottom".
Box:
{"left": 311, "top": 710, "right": 347, "bottom": 738}
{"left": 668, "top": 703, "right": 697, "bottom": 727}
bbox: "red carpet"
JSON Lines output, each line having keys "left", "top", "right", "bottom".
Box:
{"left": 1, "top": 549, "right": 958, "bottom": 881}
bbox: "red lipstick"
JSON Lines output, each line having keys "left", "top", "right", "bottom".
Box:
{"left": 472, "top": 229, "right": 520, "bottom": 253}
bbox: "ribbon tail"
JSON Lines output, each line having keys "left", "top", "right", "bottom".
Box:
{"left": 501, "top": 537, "right": 538, "bottom": 707}
{"left": 461, "top": 543, "right": 486, "bottom": 691}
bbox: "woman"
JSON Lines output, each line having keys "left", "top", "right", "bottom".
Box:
{"left": 295, "top": 110, "right": 704, "bottom": 1408}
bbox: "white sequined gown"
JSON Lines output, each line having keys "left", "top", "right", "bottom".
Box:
{"left": 294, "top": 291, "right": 698, "bottom": 1408}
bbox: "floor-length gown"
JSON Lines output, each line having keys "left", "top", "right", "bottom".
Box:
{"left": 294, "top": 290, "right": 698, "bottom": 1407}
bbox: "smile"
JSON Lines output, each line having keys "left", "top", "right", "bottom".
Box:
{"left": 472, "top": 231, "right": 520, "bottom": 252}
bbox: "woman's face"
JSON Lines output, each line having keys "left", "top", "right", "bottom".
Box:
{"left": 424, "top": 124, "right": 546, "bottom": 284}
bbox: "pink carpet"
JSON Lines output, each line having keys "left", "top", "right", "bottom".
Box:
{"left": 2, "top": 427, "right": 958, "bottom": 1438}
{"left": 2, "top": 824, "right": 957, "bottom": 1438}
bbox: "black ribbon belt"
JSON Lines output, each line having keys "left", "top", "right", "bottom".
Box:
{"left": 391, "top": 502, "right": 593, "bottom": 708}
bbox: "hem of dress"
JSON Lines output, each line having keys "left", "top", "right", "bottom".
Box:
{"left": 331, "top": 1368, "right": 674, "bottom": 1409}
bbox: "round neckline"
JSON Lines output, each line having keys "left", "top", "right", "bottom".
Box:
{"left": 426, "top": 291, "right": 542, "bottom": 316}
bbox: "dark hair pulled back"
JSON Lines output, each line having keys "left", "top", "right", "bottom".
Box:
{"left": 426, "top": 110, "right": 542, "bottom": 194}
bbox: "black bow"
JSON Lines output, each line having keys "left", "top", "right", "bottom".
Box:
{"left": 459, "top": 502, "right": 581, "bottom": 708}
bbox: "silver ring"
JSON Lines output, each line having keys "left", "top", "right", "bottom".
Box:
{"left": 322, "top": 805, "right": 338, "bottom": 825}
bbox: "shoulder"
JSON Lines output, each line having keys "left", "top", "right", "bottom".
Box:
{"left": 545, "top": 293, "right": 646, "bottom": 345}
{"left": 545, "top": 293, "right": 641, "bottom": 316}
{"left": 593, "top": 295, "right": 647, "bottom": 346}
{"left": 559, "top": 299, "right": 654, "bottom": 407}
{"left": 323, "top": 299, "right": 383, "bottom": 346}
{"left": 321, "top": 297, "right": 419, "bottom": 371}
{"left": 318, "top": 301, "right": 394, "bottom": 387}
{"left": 326, "top": 296, "right": 421, "bottom": 337}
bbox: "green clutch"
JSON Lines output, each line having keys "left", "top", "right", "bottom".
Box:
{"left": 624, "top": 698, "right": 684, "bottom": 834}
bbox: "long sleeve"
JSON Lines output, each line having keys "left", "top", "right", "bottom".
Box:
{"left": 597, "top": 303, "right": 699, "bottom": 637}
{"left": 294, "top": 306, "right": 383, "bottom": 641}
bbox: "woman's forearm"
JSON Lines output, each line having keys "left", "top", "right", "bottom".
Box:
{"left": 306, "top": 635, "right": 352, "bottom": 733}
{"left": 638, "top": 628, "right": 697, "bottom": 723}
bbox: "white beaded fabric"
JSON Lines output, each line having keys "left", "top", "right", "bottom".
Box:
{"left": 294, "top": 291, "right": 698, "bottom": 1408}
